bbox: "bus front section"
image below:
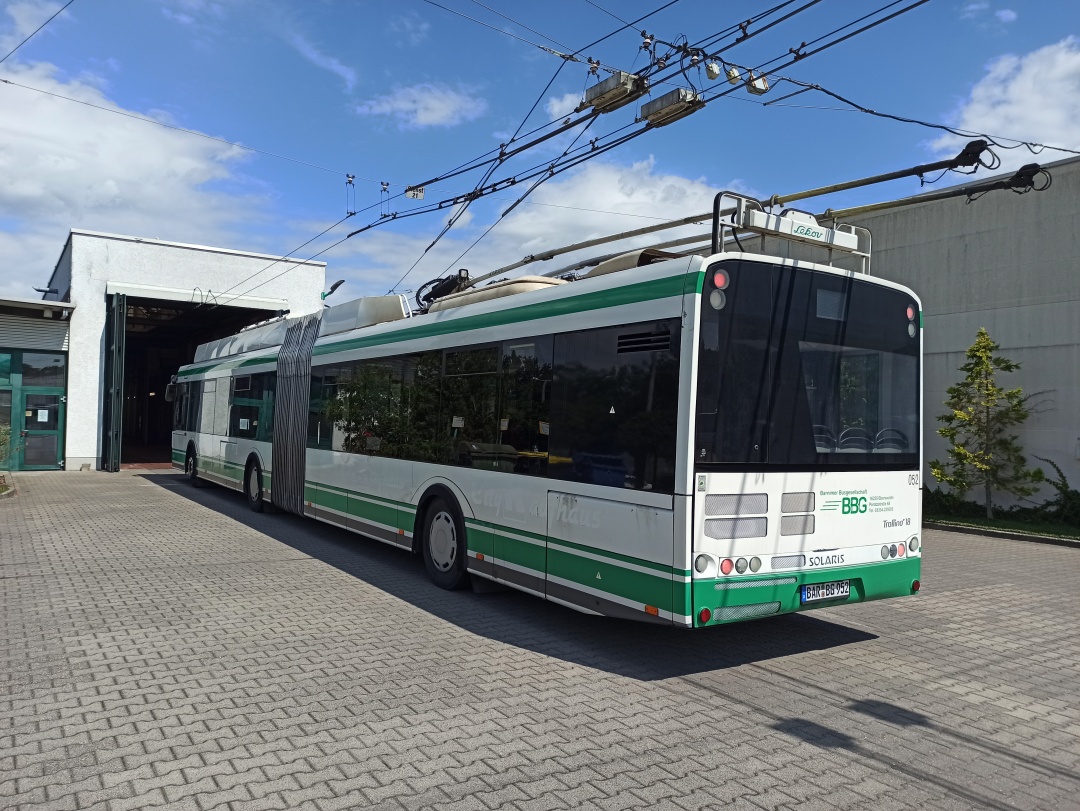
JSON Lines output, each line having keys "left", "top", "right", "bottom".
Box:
{"left": 688, "top": 257, "right": 922, "bottom": 627}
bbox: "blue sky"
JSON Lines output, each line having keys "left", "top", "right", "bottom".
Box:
{"left": 1, "top": 0, "right": 1079, "bottom": 302}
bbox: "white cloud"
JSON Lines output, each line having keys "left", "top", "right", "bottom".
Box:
{"left": 960, "top": 1, "right": 989, "bottom": 18}
{"left": 1, "top": 0, "right": 66, "bottom": 53}
{"left": 321, "top": 157, "right": 754, "bottom": 298}
{"left": 287, "top": 33, "right": 356, "bottom": 92}
{"left": 995, "top": 9, "right": 1017, "bottom": 23}
{"left": 544, "top": 92, "right": 580, "bottom": 121}
{"left": 356, "top": 84, "right": 488, "bottom": 128}
{"left": 932, "top": 37, "right": 1080, "bottom": 169}
{"left": 389, "top": 12, "right": 430, "bottom": 46}
{"left": 0, "top": 60, "right": 263, "bottom": 297}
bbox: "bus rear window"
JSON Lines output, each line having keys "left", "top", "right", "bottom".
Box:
{"left": 695, "top": 259, "right": 919, "bottom": 469}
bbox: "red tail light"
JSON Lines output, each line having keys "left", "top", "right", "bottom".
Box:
{"left": 912, "top": 579, "right": 921, "bottom": 593}
{"left": 699, "top": 607, "right": 712, "bottom": 624}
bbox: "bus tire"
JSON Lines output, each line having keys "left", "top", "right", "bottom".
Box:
{"left": 421, "top": 496, "right": 468, "bottom": 590}
{"left": 185, "top": 448, "right": 204, "bottom": 487}
{"left": 244, "top": 459, "right": 264, "bottom": 512}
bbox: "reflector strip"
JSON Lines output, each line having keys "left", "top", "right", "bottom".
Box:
{"left": 712, "top": 602, "right": 781, "bottom": 622}
{"left": 771, "top": 554, "right": 806, "bottom": 569}
{"left": 713, "top": 576, "right": 797, "bottom": 591}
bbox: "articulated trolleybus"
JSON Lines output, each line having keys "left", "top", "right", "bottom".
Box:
{"left": 171, "top": 192, "right": 922, "bottom": 628}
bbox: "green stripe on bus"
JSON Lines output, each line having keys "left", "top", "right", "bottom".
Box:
{"left": 307, "top": 483, "right": 404, "bottom": 529}
{"left": 298, "top": 479, "right": 680, "bottom": 583}
{"left": 490, "top": 530, "right": 547, "bottom": 574}
{"left": 313, "top": 273, "right": 687, "bottom": 358}
{"left": 179, "top": 271, "right": 694, "bottom": 377}
{"left": 548, "top": 546, "right": 674, "bottom": 611}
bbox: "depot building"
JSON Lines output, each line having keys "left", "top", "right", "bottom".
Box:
{"left": 1, "top": 230, "right": 324, "bottom": 471}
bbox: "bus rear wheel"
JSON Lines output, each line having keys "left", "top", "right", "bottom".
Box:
{"left": 422, "top": 496, "right": 468, "bottom": 590}
{"left": 185, "top": 449, "right": 203, "bottom": 487}
{"left": 244, "top": 460, "right": 264, "bottom": 512}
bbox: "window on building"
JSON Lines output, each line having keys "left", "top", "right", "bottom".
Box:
{"left": 21, "top": 353, "right": 66, "bottom": 387}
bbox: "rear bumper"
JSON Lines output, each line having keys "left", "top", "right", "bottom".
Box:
{"left": 692, "top": 557, "right": 920, "bottom": 626}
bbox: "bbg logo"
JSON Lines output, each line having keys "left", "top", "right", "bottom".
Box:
{"left": 841, "top": 496, "right": 868, "bottom": 514}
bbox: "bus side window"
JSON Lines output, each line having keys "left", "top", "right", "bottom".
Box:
{"left": 172, "top": 382, "right": 188, "bottom": 431}
{"left": 499, "top": 336, "right": 553, "bottom": 477}
{"left": 400, "top": 351, "right": 443, "bottom": 463}
{"left": 550, "top": 322, "right": 679, "bottom": 493}
{"left": 443, "top": 346, "right": 500, "bottom": 468}
{"left": 186, "top": 381, "right": 202, "bottom": 433}
{"left": 200, "top": 379, "right": 218, "bottom": 436}
{"left": 229, "top": 374, "right": 267, "bottom": 440}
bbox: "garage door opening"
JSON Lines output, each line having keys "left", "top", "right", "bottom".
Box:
{"left": 101, "top": 294, "right": 278, "bottom": 470}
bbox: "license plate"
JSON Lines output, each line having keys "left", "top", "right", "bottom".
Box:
{"left": 801, "top": 580, "right": 850, "bottom": 604}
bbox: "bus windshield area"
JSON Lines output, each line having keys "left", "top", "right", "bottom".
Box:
{"left": 696, "top": 259, "right": 920, "bottom": 469}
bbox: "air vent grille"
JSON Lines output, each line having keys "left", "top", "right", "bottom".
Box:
{"left": 780, "top": 514, "right": 815, "bottom": 536}
{"left": 781, "top": 492, "right": 815, "bottom": 513}
{"left": 704, "top": 493, "right": 768, "bottom": 515}
{"left": 617, "top": 331, "right": 670, "bottom": 353}
{"left": 771, "top": 554, "right": 806, "bottom": 569}
{"left": 704, "top": 517, "right": 767, "bottom": 540}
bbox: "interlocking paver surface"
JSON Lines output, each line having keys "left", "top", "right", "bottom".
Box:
{"left": 2, "top": 470, "right": 1079, "bottom": 811}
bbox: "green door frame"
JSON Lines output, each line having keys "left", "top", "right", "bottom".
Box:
{"left": 17, "top": 389, "right": 66, "bottom": 470}
{"left": 0, "top": 348, "right": 68, "bottom": 471}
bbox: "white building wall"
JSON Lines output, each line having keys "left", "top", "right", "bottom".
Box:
{"left": 45, "top": 230, "right": 325, "bottom": 470}
{"left": 846, "top": 156, "right": 1080, "bottom": 500}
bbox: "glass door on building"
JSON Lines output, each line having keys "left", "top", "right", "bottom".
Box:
{"left": 20, "top": 392, "right": 64, "bottom": 469}
{"left": 0, "top": 389, "right": 11, "bottom": 470}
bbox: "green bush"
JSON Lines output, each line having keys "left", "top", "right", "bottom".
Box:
{"left": 1035, "top": 456, "right": 1080, "bottom": 527}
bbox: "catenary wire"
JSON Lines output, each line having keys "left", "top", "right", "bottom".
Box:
{"left": 405, "top": 0, "right": 683, "bottom": 192}
{"left": 0, "top": 0, "right": 77, "bottom": 66}
{"left": 236, "top": 0, "right": 928, "bottom": 302}
{"left": 583, "top": 0, "right": 631, "bottom": 27}
{"left": 361, "top": 0, "right": 938, "bottom": 267}
{"left": 769, "top": 78, "right": 1080, "bottom": 157}
{"left": 421, "top": 0, "right": 581, "bottom": 60}
{"left": 466, "top": 0, "right": 577, "bottom": 53}
{"left": 0, "top": 78, "right": 392, "bottom": 183}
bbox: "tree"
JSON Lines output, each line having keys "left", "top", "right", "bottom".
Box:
{"left": 930, "top": 328, "right": 1043, "bottom": 519}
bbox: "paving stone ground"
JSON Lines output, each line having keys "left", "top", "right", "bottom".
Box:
{"left": 2, "top": 470, "right": 1079, "bottom": 811}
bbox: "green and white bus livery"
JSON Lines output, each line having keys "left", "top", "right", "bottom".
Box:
{"left": 170, "top": 194, "right": 922, "bottom": 627}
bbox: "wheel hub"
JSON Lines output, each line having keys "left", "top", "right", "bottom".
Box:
{"left": 428, "top": 511, "right": 457, "bottom": 571}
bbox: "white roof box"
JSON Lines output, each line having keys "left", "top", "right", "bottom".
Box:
{"left": 193, "top": 318, "right": 290, "bottom": 362}
{"left": 583, "top": 248, "right": 680, "bottom": 278}
{"left": 428, "top": 276, "right": 565, "bottom": 312}
{"left": 320, "top": 294, "right": 411, "bottom": 337}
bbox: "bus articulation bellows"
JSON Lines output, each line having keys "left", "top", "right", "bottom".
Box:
{"left": 169, "top": 193, "right": 922, "bottom": 627}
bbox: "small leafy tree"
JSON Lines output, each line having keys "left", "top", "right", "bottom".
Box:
{"left": 930, "top": 328, "right": 1043, "bottom": 519}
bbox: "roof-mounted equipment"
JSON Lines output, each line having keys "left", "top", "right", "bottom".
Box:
{"left": 712, "top": 190, "right": 871, "bottom": 273}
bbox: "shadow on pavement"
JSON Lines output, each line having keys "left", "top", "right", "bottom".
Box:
{"left": 149, "top": 473, "right": 878, "bottom": 681}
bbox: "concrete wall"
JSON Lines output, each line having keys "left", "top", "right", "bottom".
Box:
{"left": 846, "top": 157, "right": 1080, "bottom": 500}
{"left": 55, "top": 231, "right": 325, "bottom": 470}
